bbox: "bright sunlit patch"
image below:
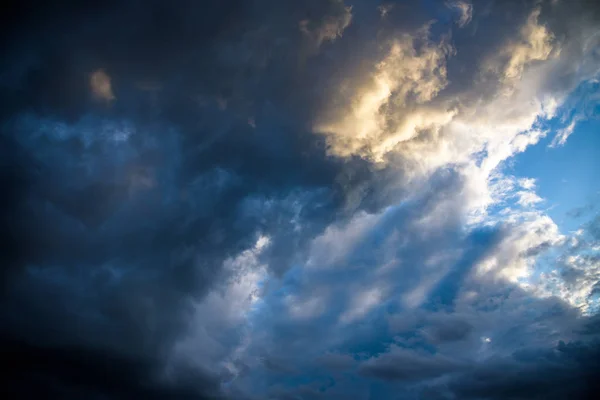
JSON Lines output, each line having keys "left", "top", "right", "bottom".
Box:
{"left": 315, "top": 26, "right": 451, "bottom": 161}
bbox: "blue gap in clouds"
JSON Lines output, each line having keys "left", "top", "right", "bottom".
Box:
{"left": 510, "top": 118, "right": 600, "bottom": 233}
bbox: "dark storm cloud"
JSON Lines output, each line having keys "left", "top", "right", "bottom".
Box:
{"left": 438, "top": 339, "right": 600, "bottom": 400}
{"left": 1, "top": 335, "right": 221, "bottom": 399}
{"left": 0, "top": 0, "right": 363, "bottom": 397}
{"left": 415, "top": 309, "right": 600, "bottom": 400}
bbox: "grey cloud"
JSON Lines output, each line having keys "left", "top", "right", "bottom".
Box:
{"left": 1, "top": 0, "right": 600, "bottom": 399}
{"left": 0, "top": 1, "right": 366, "bottom": 397}
{"left": 417, "top": 312, "right": 600, "bottom": 399}
{"left": 1, "top": 335, "right": 222, "bottom": 400}
{"left": 423, "top": 315, "right": 473, "bottom": 343}
{"left": 446, "top": 1, "right": 473, "bottom": 28}
{"left": 441, "top": 339, "right": 600, "bottom": 400}
{"left": 316, "top": 352, "right": 357, "bottom": 372}
{"left": 359, "top": 346, "right": 465, "bottom": 382}
{"left": 587, "top": 214, "right": 600, "bottom": 240}
{"left": 567, "top": 202, "right": 596, "bottom": 218}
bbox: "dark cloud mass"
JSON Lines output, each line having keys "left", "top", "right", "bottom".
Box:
{"left": 1, "top": 0, "right": 600, "bottom": 399}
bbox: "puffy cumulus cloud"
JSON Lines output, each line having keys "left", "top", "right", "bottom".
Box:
{"left": 315, "top": 25, "right": 453, "bottom": 161}
{"left": 314, "top": 0, "right": 597, "bottom": 185}
{"left": 2, "top": 0, "right": 600, "bottom": 399}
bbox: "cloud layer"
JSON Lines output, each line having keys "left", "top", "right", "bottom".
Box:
{"left": 1, "top": 0, "right": 599, "bottom": 399}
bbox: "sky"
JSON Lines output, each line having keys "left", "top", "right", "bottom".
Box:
{"left": 1, "top": 0, "right": 599, "bottom": 399}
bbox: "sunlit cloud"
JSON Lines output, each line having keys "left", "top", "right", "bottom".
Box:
{"left": 3, "top": 1, "right": 600, "bottom": 399}
{"left": 446, "top": 0, "right": 473, "bottom": 28}
{"left": 315, "top": 24, "right": 452, "bottom": 161}
{"left": 90, "top": 68, "right": 116, "bottom": 102}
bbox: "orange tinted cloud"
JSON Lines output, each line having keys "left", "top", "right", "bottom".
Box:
{"left": 90, "top": 69, "right": 115, "bottom": 101}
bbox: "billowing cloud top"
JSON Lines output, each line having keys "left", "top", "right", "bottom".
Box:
{"left": 1, "top": 0, "right": 599, "bottom": 399}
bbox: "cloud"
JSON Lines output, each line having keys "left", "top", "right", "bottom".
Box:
{"left": 299, "top": 0, "right": 353, "bottom": 49}
{"left": 567, "top": 202, "right": 596, "bottom": 218}
{"left": 532, "top": 215, "right": 600, "bottom": 314}
{"left": 1, "top": 0, "right": 600, "bottom": 399}
{"left": 488, "top": 7, "right": 557, "bottom": 84}
{"left": 316, "top": 352, "right": 356, "bottom": 371}
{"left": 378, "top": 4, "right": 394, "bottom": 19}
{"left": 423, "top": 314, "right": 473, "bottom": 343}
{"left": 315, "top": 24, "right": 453, "bottom": 161}
{"left": 551, "top": 118, "right": 578, "bottom": 147}
{"left": 438, "top": 338, "right": 600, "bottom": 400}
{"left": 551, "top": 79, "right": 600, "bottom": 146}
{"left": 446, "top": 1, "right": 473, "bottom": 28}
{"left": 1, "top": 335, "right": 221, "bottom": 399}
{"left": 90, "top": 69, "right": 116, "bottom": 102}
{"left": 516, "top": 190, "right": 544, "bottom": 207}
{"left": 359, "top": 345, "right": 464, "bottom": 382}
{"left": 170, "top": 236, "right": 270, "bottom": 379}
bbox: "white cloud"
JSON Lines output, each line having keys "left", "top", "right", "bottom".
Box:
{"left": 286, "top": 293, "right": 327, "bottom": 320}
{"left": 475, "top": 212, "right": 563, "bottom": 282}
{"left": 518, "top": 178, "right": 537, "bottom": 190}
{"left": 171, "top": 236, "right": 270, "bottom": 374}
{"left": 551, "top": 116, "right": 579, "bottom": 147}
{"left": 307, "top": 211, "right": 380, "bottom": 268}
{"left": 516, "top": 191, "right": 544, "bottom": 207}
{"left": 531, "top": 225, "right": 600, "bottom": 314}
{"left": 339, "top": 286, "right": 384, "bottom": 324}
